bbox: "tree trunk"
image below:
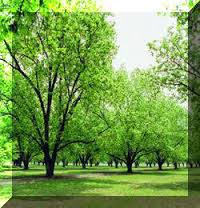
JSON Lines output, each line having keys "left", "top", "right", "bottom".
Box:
{"left": 113, "top": 158, "right": 119, "bottom": 168}
{"left": 75, "top": 160, "right": 78, "bottom": 166}
{"left": 62, "top": 159, "right": 66, "bottom": 168}
{"left": 156, "top": 151, "right": 165, "bottom": 171}
{"left": 158, "top": 162, "right": 163, "bottom": 170}
{"left": 80, "top": 156, "right": 87, "bottom": 169}
{"left": 173, "top": 162, "right": 178, "bottom": 169}
{"left": 23, "top": 159, "right": 29, "bottom": 170}
{"left": 82, "top": 162, "right": 86, "bottom": 169}
{"left": 45, "top": 160, "right": 55, "bottom": 178}
{"left": 127, "top": 162, "right": 133, "bottom": 173}
{"left": 134, "top": 161, "right": 139, "bottom": 168}
{"left": 125, "top": 144, "right": 134, "bottom": 173}
{"left": 44, "top": 152, "right": 56, "bottom": 178}
{"left": 89, "top": 159, "right": 93, "bottom": 167}
{"left": 167, "top": 162, "right": 170, "bottom": 167}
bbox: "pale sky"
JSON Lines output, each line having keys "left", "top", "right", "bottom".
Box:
{"left": 112, "top": 13, "right": 176, "bottom": 72}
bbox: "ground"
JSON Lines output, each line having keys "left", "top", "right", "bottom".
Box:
{"left": 0, "top": 168, "right": 12, "bottom": 207}
{"left": 0, "top": 165, "right": 188, "bottom": 199}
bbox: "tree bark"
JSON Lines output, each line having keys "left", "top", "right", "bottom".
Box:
{"left": 79, "top": 155, "right": 88, "bottom": 169}
{"left": 113, "top": 159, "right": 119, "bottom": 168}
{"left": 62, "top": 159, "right": 66, "bottom": 167}
{"left": 23, "top": 159, "right": 30, "bottom": 170}
{"left": 89, "top": 158, "right": 93, "bottom": 167}
{"left": 45, "top": 160, "right": 55, "bottom": 178}
{"left": 125, "top": 144, "right": 135, "bottom": 173}
{"left": 127, "top": 162, "right": 133, "bottom": 173}
{"left": 156, "top": 151, "right": 165, "bottom": 171}
{"left": 158, "top": 162, "right": 163, "bottom": 170}
{"left": 167, "top": 162, "right": 170, "bottom": 167}
{"left": 44, "top": 151, "right": 56, "bottom": 178}
{"left": 82, "top": 163, "right": 86, "bottom": 169}
{"left": 173, "top": 162, "right": 178, "bottom": 169}
{"left": 134, "top": 161, "right": 139, "bottom": 168}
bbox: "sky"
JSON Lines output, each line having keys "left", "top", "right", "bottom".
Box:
{"left": 112, "top": 13, "right": 176, "bottom": 73}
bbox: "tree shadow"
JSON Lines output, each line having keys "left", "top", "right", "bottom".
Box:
{"left": 12, "top": 176, "right": 128, "bottom": 196}
{"left": 11, "top": 168, "right": 45, "bottom": 172}
{"left": 136, "top": 181, "right": 188, "bottom": 192}
{"left": 11, "top": 171, "right": 188, "bottom": 196}
{"left": 86, "top": 169, "right": 187, "bottom": 176}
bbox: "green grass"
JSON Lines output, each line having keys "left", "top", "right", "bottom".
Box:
{"left": 0, "top": 168, "right": 12, "bottom": 208}
{"left": 1, "top": 165, "right": 188, "bottom": 196}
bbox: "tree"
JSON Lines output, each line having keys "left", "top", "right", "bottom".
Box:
{"left": 0, "top": 64, "right": 12, "bottom": 169}
{"left": 148, "top": 13, "right": 188, "bottom": 100}
{"left": 101, "top": 68, "right": 188, "bottom": 173}
{"left": 0, "top": 119, "right": 11, "bottom": 169}
{"left": 0, "top": 7, "right": 116, "bottom": 177}
{"left": 66, "top": 101, "right": 108, "bottom": 169}
{"left": 148, "top": 11, "right": 198, "bottom": 168}
{"left": 148, "top": 97, "right": 187, "bottom": 170}
{"left": 101, "top": 69, "right": 160, "bottom": 173}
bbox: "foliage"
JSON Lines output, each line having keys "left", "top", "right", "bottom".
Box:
{"left": 100, "top": 69, "right": 187, "bottom": 172}
{"left": 0, "top": 0, "right": 190, "bottom": 178}
{"left": 0, "top": 5, "right": 116, "bottom": 176}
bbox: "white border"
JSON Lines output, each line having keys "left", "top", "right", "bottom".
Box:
{"left": 97, "top": 0, "right": 188, "bottom": 12}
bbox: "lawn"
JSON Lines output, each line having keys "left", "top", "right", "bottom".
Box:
{"left": 0, "top": 168, "right": 12, "bottom": 207}
{"left": 0, "top": 165, "right": 188, "bottom": 197}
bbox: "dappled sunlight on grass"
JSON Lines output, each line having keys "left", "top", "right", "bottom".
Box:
{"left": 0, "top": 169, "right": 12, "bottom": 208}
{"left": 7, "top": 165, "right": 189, "bottom": 196}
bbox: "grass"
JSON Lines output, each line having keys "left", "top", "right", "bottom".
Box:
{"left": 0, "top": 168, "right": 12, "bottom": 208}
{"left": 0, "top": 165, "right": 189, "bottom": 197}
{"left": 187, "top": 168, "right": 200, "bottom": 196}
